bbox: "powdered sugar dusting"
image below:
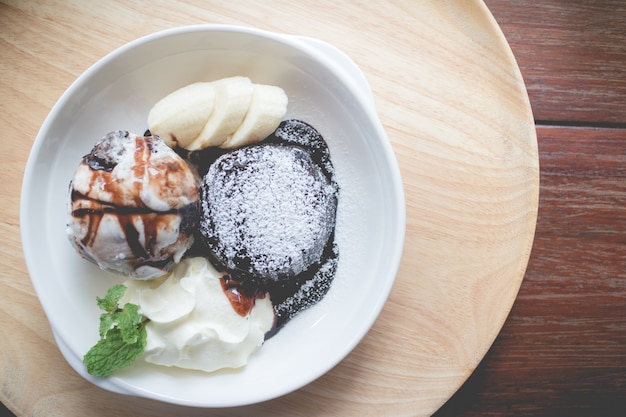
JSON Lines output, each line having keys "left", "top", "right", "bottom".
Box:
{"left": 200, "top": 144, "right": 337, "bottom": 281}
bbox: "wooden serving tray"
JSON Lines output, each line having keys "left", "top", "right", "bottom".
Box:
{"left": 1, "top": 1, "right": 538, "bottom": 416}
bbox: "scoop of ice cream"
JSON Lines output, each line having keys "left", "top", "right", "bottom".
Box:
{"left": 121, "top": 257, "right": 275, "bottom": 372}
{"left": 66, "top": 130, "right": 199, "bottom": 279}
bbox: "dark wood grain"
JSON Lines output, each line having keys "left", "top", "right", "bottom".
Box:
{"left": 433, "top": 126, "right": 626, "bottom": 416}
{"left": 433, "top": 1, "right": 626, "bottom": 414}
{"left": 484, "top": 0, "right": 626, "bottom": 126}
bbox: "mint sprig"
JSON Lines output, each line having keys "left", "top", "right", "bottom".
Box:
{"left": 83, "top": 284, "right": 148, "bottom": 377}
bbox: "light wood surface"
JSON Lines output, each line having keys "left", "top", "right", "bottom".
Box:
{"left": 0, "top": 1, "right": 539, "bottom": 416}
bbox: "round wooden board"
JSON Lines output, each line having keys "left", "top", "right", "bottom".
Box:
{"left": 2, "top": 1, "right": 538, "bottom": 416}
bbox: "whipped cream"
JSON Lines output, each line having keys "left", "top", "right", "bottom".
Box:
{"left": 121, "top": 257, "right": 275, "bottom": 372}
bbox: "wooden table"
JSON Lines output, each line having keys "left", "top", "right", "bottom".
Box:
{"left": 436, "top": 1, "right": 626, "bottom": 415}
{"left": 1, "top": 1, "right": 625, "bottom": 416}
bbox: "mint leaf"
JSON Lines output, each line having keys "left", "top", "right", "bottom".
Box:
{"left": 84, "top": 325, "right": 147, "bottom": 377}
{"left": 96, "top": 284, "right": 126, "bottom": 313}
{"left": 98, "top": 313, "right": 114, "bottom": 338}
{"left": 84, "top": 284, "right": 149, "bottom": 377}
{"left": 114, "top": 303, "right": 143, "bottom": 344}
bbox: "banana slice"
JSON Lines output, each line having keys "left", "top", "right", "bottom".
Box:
{"left": 187, "top": 76, "right": 253, "bottom": 150}
{"left": 220, "top": 84, "right": 288, "bottom": 150}
{"left": 147, "top": 77, "right": 289, "bottom": 151}
{"left": 147, "top": 82, "right": 215, "bottom": 149}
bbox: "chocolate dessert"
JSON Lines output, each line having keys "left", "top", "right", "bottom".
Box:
{"left": 197, "top": 120, "right": 339, "bottom": 331}
{"left": 71, "top": 78, "right": 344, "bottom": 376}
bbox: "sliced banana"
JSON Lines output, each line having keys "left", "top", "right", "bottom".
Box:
{"left": 187, "top": 76, "right": 253, "bottom": 150}
{"left": 220, "top": 84, "right": 288, "bottom": 149}
{"left": 147, "top": 82, "right": 215, "bottom": 149}
{"left": 147, "top": 76, "right": 289, "bottom": 151}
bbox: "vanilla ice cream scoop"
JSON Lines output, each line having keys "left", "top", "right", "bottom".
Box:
{"left": 66, "top": 130, "right": 199, "bottom": 279}
{"left": 121, "top": 257, "right": 275, "bottom": 372}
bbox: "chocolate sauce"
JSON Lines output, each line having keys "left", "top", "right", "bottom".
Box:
{"left": 83, "top": 130, "right": 128, "bottom": 171}
{"left": 265, "top": 119, "right": 337, "bottom": 184}
{"left": 219, "top": 274, "right": 261, "bottom": 317}
{"left": 265, "top": 237, "right": 338, "bottom": 338}
{"left": 70, "top": 192, "right": 196, "bottom": 273}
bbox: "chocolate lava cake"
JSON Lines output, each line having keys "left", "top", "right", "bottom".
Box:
{"left": 198, "top": 120, "right": 340, "bottom": 331}
{"left": 200, "top": 143, "right": 336, "bottom": 278}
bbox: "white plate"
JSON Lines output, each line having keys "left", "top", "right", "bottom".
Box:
{"left": 20, "top": 25, "right": 405, "bottom": 407}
